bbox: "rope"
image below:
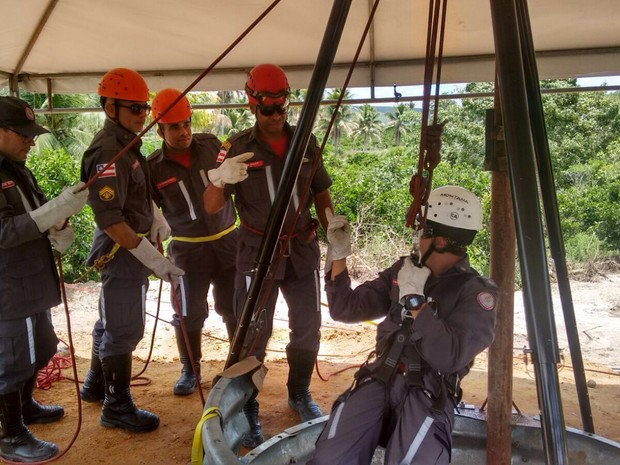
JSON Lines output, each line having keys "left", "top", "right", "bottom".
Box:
{"left": 405, "top": 0, "right": 449, "bottom": 230}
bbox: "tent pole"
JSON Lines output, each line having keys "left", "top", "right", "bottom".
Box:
{"left": 225, "top": 0, "right": 353, "bottom": 369}
{"left": 516, "top": 0, "right": 595, "bottom": 434}
{"left": 486, "top": 89, "right": 516, "bottom": 465}
{"left": 489, "top": 0, "right": 570, "bottom": 464}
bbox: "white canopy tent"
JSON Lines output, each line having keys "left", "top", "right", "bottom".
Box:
{"left": 1, "top": 0, "right": 619, "bottom": 95}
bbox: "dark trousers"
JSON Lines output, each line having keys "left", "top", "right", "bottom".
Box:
{"left": 0, "top": 310, "right": 57, "bottom": 394}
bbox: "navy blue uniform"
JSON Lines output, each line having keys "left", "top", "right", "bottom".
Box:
{"left": 147, "top": 133, "right": 237, "bottom": 330}
{"left": 0, "top": 154, "right": 59, "bottom": 394}
{"left": 309, "top": 256, "right": 497, "bottom": 465}
{"left": 81, "top": 119, "right": 154, "bottom": 357}
{"left": 219, "top": 122, "right": 332, "bottom": 358}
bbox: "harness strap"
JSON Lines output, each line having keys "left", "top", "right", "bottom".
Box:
{"left": 93, "top": 232, "right": 148, "bottom": 270}
{"left": 240, "top": 218, "right": 319, "bottom": 243}
{"left": 171, "top": 224, "right": 236, "bottom": 243}
{"left": 373, "top": 316, "right": 417, "bottom": 384}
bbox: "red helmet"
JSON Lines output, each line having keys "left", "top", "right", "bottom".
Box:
{"left": 98, "top": 68, "right": 149, "bottom": 101}
{"left": 151, "top": 88, "right": 192, "bottom": 123}
{"left": 245, "top": 63, "right": 290, "bottom": 106}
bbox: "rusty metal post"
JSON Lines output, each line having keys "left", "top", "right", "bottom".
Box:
{"left": 485, "top": 86, "right": 516, "bottom": 465}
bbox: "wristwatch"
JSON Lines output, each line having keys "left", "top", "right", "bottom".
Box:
{"left": 403, "top": 294, "right": 426, "bottom": 311}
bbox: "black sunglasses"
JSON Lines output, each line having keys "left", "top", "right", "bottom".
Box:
{"left": 6, "top": 127, "right": 37, "bottom": 142}
{"left": 258, "top": 104, "right": 288, "bottom": 117}
{"left": 117, "top": 103, "right": 151, "bottom": 115}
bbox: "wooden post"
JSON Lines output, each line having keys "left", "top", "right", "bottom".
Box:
{"left": 486, "top": 87, "right": 516, "bottom": 465}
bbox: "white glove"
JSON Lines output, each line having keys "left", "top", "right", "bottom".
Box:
{"left": 150, "top": 201, "right": 171, "bottom": 243}
{"left": 48, "top": 224, "right": 74, "bottom": 253}
{"left": 29, "top": 182, "right": 88, "bottom": 233}
{"left": 397, "top": 256, "right": 431, "bottom": 303}
{"left": 325, "top": 209, "right": 352, "bottom": 260}
{"left": 208, "top": 152, "right": 254, "bottom": 188}
{"left": 129, "top": 237, "right": 185, "bottom": 282}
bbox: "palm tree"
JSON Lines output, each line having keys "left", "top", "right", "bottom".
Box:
{"left": 315, "top": 88, "right": 356, "bottom": 150}
{"left": 352, "top": 104, "right": 382, "bottom": 149}
{"left": 385, "top": 103, "right": 415, "bottom": 146}
{"left": 27, "top": 92, "right": 104, "bottom": 159}
{"left": 287, "top": 88, "right": 306, "bottom": 125}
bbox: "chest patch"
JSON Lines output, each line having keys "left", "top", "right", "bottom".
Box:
{"left": 131, "top": 159, "right": 140, "bottom": 171}
{"left": 99, "top": 186, "right": 115, "bottom": 201}
{"left": 2, "top": 180, "right": 16, "bottom": 189}
{"left": 156, "top": 177, "right": 177, "bottom": 189}
{"left": 247, "top": 160, "right": 265, "bottom": 169}
{"left": 477, "top": 292, "right": 496, "bottom": 311}
{"left": 96, "top": 163, "right": 116, "bottom": 178}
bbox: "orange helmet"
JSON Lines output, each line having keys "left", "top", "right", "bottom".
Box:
{"left": 245, "top": 63, "right": 290, "bottom": 106}
{"left": 151, "top": 88, "right": 192, "bottom": 124}
{"left": 98, "top": 68, "right": 149, "bottom": 102}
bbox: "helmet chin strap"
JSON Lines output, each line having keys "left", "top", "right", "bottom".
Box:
{"left": 417, "top": 237, "right": 451, "bottom": 267}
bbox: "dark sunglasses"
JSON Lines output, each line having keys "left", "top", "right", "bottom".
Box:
{"left": 117, "top": 103, "right": 151, "bottom": 115}
{"left": 6, "top": 127, "right": 37, "bottom": 142}
{"left": 258, "top": 104, "right": 288, "bottom": 117}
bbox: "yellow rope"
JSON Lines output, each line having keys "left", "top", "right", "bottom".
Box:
{"left": 191, "top": 406, "right": 221, "bottom": 465}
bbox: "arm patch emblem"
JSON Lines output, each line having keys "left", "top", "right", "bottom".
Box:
{"left": 99, "top": 186, "right": 115, "bottom": 201}
{"left": 476, "top": 292, "right": 496, "bottom": 311}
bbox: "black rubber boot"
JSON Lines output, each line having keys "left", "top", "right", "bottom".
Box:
{"left": 21, "top": 374, "right": 64, "bottom": 425}
{"left": 286, "top": 348, "right": 323, "bottom": 422}
{"left": 100, "top": 354, "right": 159, "bottom": 433}
{"left": 241, "top": 396, "right": 264, "bottom": 448}
{"left": 0, "top": 391, "right": 59, "bottom": 462}
{"left": 173, "top": 327, "right": 202, "bottom": 396}
{"left": 80, "top": 337, "right": 104, "bottom": 402}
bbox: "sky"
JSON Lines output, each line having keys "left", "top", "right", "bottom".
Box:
{"left": 348, "top": 76, "right": 620, "bottom": 101}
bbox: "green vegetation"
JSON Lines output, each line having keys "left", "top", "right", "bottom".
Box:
{"left": 19, "top": 79, "right": 620, "bottom": 282}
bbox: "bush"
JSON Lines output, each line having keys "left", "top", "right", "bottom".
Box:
{"left": 27, "top": 148, "right": 96, "bottom": 282}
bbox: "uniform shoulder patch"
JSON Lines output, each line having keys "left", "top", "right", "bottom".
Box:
{"left": 99, "top": 186, "right": 115, "bottom": 201}
{"left": 96, "top": 163, "right": 116, "bottom": 178}
{"left": 217, "top": 140, "right": 231, "bottom": 163}
{"left": 476, "top": 291, "right": 496, "bottom": 311}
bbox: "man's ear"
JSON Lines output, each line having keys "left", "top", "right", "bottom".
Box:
{"left": 249, "top": 102, "right": 257, "bottom": 115}
{"left": 104, "top": 99, "right": 116, "bottom": 119}
{"left": 156, "top": 125, "right": 164, "bottom": 139}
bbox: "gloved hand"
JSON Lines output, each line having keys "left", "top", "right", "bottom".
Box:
{"left": 324, "top": 209, "right": 352, "bottom": 276}
{"left": 150, "top": 201, "right": 171, "bottom": 243}
{"left": 397, "top": 256, "right": 431, "bottom": 304}
{"left": 48, "top": 223, "right": 74, "bottom": 253}
{"left": 208, "top": 152, "right": 254, "bottom": 188}
{"left": 325, "top": 209, "right": 352, "bottom": 260}
{"left": 129, "top": 237, "right": 185, "bottom": 282}
{"left": 29, "top": 182, "right": 88, "bottom": 233}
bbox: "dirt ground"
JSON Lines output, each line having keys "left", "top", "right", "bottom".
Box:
{"left": 26, "top": 275, "right": 620, "bottom": 465}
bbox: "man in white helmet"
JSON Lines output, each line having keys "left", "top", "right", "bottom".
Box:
{"left": 309, "top": 185, "right": 498, "bottom": 465}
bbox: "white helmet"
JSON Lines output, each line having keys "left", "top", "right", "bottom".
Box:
{"left": 425, "top": 186, "right": 482, "bottom": 245}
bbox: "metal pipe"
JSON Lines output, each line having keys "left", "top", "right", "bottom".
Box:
{"left": 30, "top": 85, "right": 620, "bottom": 116}
{"left": 516, "top": 0, "right": 595, "bottom": 435}
{"left": 225, "top": 0, "right": 353, "bottom": 369}
{"left": 489, "top": 0, "right": 569, "bottom": 463}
